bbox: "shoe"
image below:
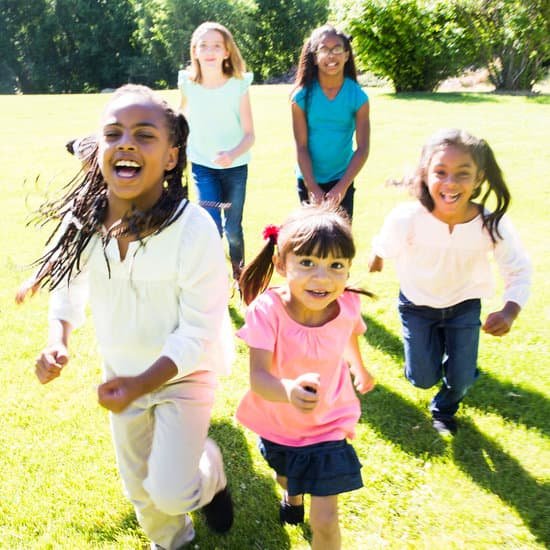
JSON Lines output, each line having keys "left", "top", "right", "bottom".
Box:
{"left": 202, "top": 487, "right": 234, "bottom": 533}
{"left": 279, "top": 499, "right": 305, "bottom": 525}
{"left": 432, "top": 416, "right": 458, "bottom": 436}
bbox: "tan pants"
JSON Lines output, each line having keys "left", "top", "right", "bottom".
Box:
{"left": 108, "top": 369, "right": 226, "bottom": 549}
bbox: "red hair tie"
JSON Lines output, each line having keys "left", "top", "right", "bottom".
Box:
{"left": 262, "top": 224, "right": 279, "bottom": 244}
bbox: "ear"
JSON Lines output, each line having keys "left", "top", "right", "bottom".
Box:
{"left": 165, "top": 146, "right": 179, "bottom": 171}
{"left": 273, "top": 253, "right": 286, "bottom": 277}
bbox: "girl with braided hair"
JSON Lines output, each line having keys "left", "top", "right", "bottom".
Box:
{"left": 18, "top": 84, "right": 234, "bottom": 548}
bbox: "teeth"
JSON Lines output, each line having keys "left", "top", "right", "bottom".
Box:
{"left": 115, "top": 160, "right": 140, "bottom": 168}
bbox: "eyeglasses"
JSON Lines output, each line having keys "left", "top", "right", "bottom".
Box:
{"left": 316, "top": 45, "right": 346, "bottom": 56}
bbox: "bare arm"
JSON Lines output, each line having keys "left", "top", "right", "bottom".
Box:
{"left": 35, "top": 319, "right": 72, "bottom": 384}
{"left": 249, "top": 347, "right": 320, "bottom": 412}
{"left": 213, "top": 91, "right": 255, "bottom": 167}
{"left": 291, "top": 102, "right": 324, "bottom": 203}
{"left": 343, "top": 333, "right": 375, "bottom": 394}
{"left": 325, "top": 102, "right": 370, "bottom": 202}
{"left": 368, "top": 254, "right": 384, "bottom": 272}
{"left": 97, "top": 357, "right": 178, "bottom": 413}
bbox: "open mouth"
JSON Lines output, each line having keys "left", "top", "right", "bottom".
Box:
{"left": 307, "top": 290, "right": 330, "bottom": 298}
{"left": 115, "top": 160, "right": 141, "bottom": 178}
{"left": 440, "top": 192, "right": 460, "bottom": 204}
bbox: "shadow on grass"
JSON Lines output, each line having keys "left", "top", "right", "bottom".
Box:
{"left": 206, "top": 419, "right": 292, "bottom": 550}
{"left": 453, "top": 419, "right": 550, "bottom": 546}
{"left": 362, "top": 314, "right": 404, "bottom": 362}
{"left": 464, "top": 371, "right": 550, "bottom": 437}
{"left": 358, "top": 384, "right": 446, "bottom": 458}
{"left": 381, "top": 91, "right": 501, "bottom": 103}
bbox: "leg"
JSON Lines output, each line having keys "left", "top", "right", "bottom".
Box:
{"left": 191, "top": 163, "right": 223, "bottom": 236}
{"left": 310, "top": 495, "right": 341, "bottom": 550}
{"left": 431, "top": 299, "right": 481, "bottom": 419}
{"left": 111, "top": 371, "right": 227, "bottom": 549}
{"left": 398, "top": 293, "right": 445, "bottom": 390}
{"left": 220, "top": 165, "right": 247, "bottom": 273}
{"left": 276, "top": 474, "right": 305, "bottom": 524}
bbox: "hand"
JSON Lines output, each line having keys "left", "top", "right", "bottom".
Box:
{"left": 352, "top": 367, "right": 375, "bottom": 394}
{"left": 324, "top": 188, "right": 343, "bottom": 206}
{"left": 308, "top": 187, "right": 325, "bottom": 205}
{"left": 368, "top": 255, "right": 383, "bottom": 272}
{"left": 15, "top": 277, "right": 40, "bottom": 304}
{"left": 287, "top": 373, "right": 320, "bottom": 413}
{"left": 212, "top": 151, "right": 233, "bottom": 168}
{"left": 35, "top": 343, "right": 69, "bottom": 384}
{"left": 482, "top": 301, "right": 520, "bottom": 337}
{"left": 97, "top": 376, "right": 143, "bottom": 413}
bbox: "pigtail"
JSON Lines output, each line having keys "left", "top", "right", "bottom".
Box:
{"left": 239, "top": 227, "right": 278, "bottom": 305}
{"left": 475, "top": 139, "right": 510, "bottom": 243}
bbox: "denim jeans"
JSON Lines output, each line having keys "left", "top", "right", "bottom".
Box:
{"left": 297, "top": 178, "right": 355, "bottom": 220}
{"left": 398, "top": 291, "right": 481, "bottom": 419}
{"left": 191, "top": 163, "right": 247, "bottom": 266}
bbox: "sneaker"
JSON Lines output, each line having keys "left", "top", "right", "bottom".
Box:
{"left": 279, "top": 499, "right": 305, "bottom": 525}
{"left": 432, "top": 416, "right": 458, "bottom": 436}
{"left": 202, "top": 487, "right": 234, "bottom": 534}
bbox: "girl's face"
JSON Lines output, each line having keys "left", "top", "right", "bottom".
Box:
{"left": 194, "top": 29, "right": 228, "bottom": 71}
{"left": 98, "top": 94, "right": 178, "bottom": 213}
{"left": 275, "top": 250, "right": 351, "bottom": 321}
{"left": 426, "top": 145, "right": 482, "bottom": 224}
{"left": 314, "top": 34, "right": 349, "bottom": 78}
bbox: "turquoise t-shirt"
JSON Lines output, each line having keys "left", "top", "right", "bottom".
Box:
{"left": 178, "top": 71, "right": 253, "bottom": 169}
{"left": 293, "top": 78, "right": 368, "bottom": 183}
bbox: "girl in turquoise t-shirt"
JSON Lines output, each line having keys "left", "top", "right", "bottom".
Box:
{"left": 178, "top": 22, "right": 255, "bottom": 282}
{"left": 291, "top": 24, "right": 370, "bottom": 220}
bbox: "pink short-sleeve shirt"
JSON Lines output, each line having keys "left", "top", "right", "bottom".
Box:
{"left": 236, "top": 289, "right": 366, "bottom": 446}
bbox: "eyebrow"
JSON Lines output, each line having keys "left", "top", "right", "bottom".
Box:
{"left": 103, "top": 121, "right": 160, "bottom": 130}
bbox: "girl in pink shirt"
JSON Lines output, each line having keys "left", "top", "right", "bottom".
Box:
{"left": 237, "top": 203, "right": 375, "bottom": 550}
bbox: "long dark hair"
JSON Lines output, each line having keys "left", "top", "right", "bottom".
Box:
{"left": 291, "top": 24, "right": 358, "bottom": 110}
{"left": 30, "top": 84, "right": 190, "bottom": 290}
{"left": 404, "top": 128, "right": 511, "bottom": 243}
{"left": 239, "top": 202, "right": 373, "bottom": 305}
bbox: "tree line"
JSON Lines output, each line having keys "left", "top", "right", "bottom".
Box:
{"left": 1, "top": 0, "right": 548, "bottom": 94}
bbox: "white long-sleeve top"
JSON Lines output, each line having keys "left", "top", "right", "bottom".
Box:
{"left": 49, "top": 200, "right": 233, "bottom": 379}
{"left": 372, "top": 201, "right": 532, "bottom": 309}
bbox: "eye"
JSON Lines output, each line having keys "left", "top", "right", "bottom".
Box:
{"left": 299, "top": 258, "right": 314, "bottom": 267}
{"left": 331, "top": 261, "right": 346, "bottom": 270}
{"left": 103, "top": 128, "right": 121, "bottom": 140}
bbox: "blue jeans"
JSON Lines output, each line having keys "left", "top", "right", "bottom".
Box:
{"left": 297, "top": 178, "right": 355, "bottom": 220}
{"left": 191, "top": 163, "right": 247, "bottom": 266}
{"left": 398, "top": 292, "right": 481, "bottom": 419}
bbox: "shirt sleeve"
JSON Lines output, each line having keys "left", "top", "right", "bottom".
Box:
{"left": 160, "top": 207, "right": 231, "bottom": 377}
{"left": 492, "top": 215, "right": 532, "bottom": 307}
{"left": 48, "top": 267, "right": 89, "bottom": 329}
{"left": 240, "top": 72, "right": 253, "bottom": 93}
{"left": 177, "top": 70, "right": 188, "bottom": 95}
{"left": 236, "top": 294, "right": 277, "bottom": 351}
{"left": 353, "top": 81, "right": 369, "bottom": 111}
{"left": 342, "top": 291, "right": 367, "bottom": 334}
{"left": 372, "top": 203, "right": 414, "bottom": 259}
{"left": 291, "top": 86, "right": 306, "bottom": 110}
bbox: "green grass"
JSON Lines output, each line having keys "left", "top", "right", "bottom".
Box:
{"left": 1, "top": 86, "right": 549, "bottom": 549}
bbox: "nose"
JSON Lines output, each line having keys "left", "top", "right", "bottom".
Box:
{"left": 116, "top": 131, "right": 136, "bottom": 151}
{"left": 312, "top": 265, "right": 330, "bottom": 280}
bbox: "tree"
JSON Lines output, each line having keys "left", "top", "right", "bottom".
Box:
{"left": 342, "top": 0, "right": 477, "bottom": 92}
{"left": 460, "top": 0, "right": 550, "bottom": 91}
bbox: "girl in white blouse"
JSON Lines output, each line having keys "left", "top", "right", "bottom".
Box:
{"left": 369, "top": 128, "right": 531, "bottom": 436}
{"left": 19, "top": 84, "right": 234, "bottom": 549}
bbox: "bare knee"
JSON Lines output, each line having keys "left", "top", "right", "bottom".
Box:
{"left": 309, "top": 499, "right": 339, "bottom": 538}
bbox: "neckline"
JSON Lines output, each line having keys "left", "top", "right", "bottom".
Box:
{"left": 268, "top": 287, "right": 342, "bottom": 329}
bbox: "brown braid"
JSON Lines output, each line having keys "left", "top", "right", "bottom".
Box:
{"left": 30, "top": 84, "right": 190, "bottom": 290}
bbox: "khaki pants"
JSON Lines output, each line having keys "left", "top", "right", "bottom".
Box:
{"left": 108, "top": 369, "right": 226, "bottom": 549}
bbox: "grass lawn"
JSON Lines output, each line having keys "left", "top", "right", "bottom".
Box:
{"left": 1, "top": 86, "right": 549, "bottom": 549}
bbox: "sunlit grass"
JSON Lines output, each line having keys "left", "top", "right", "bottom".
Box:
{"left": 1, "top": 86, "right": 548, "bottom": 549}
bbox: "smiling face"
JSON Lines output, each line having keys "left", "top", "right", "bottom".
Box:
{"left": 314, "top": 33, "right": 349, "bottom": 78}
{"left": 425, "top": 145, "right": 482, "bottom": 225}
{"left": 193, "top": 29, "right": 229, "bottom": 72}
{"left": 98, "top": 94, "right": 178, "bottom": 214}
{"left": 275, "top": 250, "right": 351, "bottom": 324}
